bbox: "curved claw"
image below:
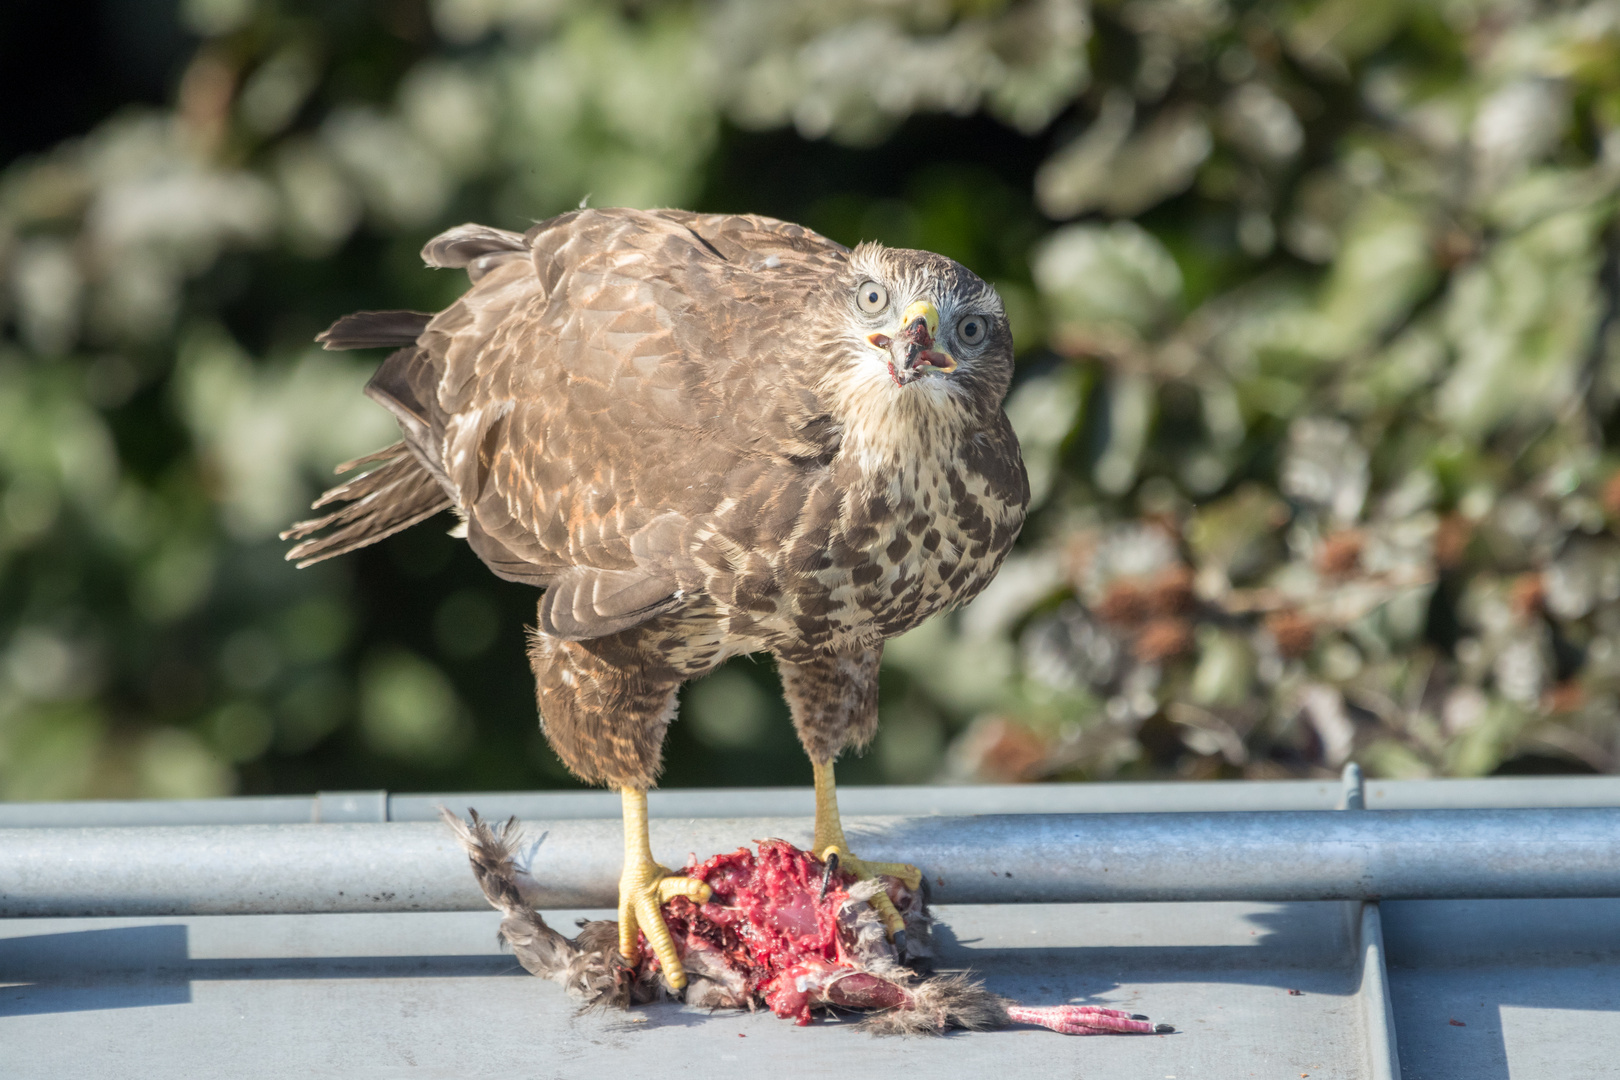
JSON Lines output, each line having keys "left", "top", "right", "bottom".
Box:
{"left": 619, "top": 862, "right": 712, "bottom": 991}
{"left": 820, "top": 845, "right": 922, "bottom": 938}
{"left": 810, "top": 759, "right": 923, "bottom": 941}
{"left": 864, "top": 882, "right": 908, "bottom": 938}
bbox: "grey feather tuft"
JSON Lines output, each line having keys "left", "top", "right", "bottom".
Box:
{"left": 438, "top": 807, "right": 632, "bottom": 1007}
{"left": 858, "top": 974, "right": 1012, "bottom": 1036}
{"left": 537, "top": 566, "right": 681, "bottom": 640}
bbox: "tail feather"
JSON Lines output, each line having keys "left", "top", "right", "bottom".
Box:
{"left": 316, "top": 310, "right": 434, "bottom": 351}
{"left": 328, "top": 443, "right": 413, "bottom": 480}
{"left": 295, "top": 225, "right": 531, "bottom": 565}
{"left": 281, "top": 443, "right": 452, "bottom": 567}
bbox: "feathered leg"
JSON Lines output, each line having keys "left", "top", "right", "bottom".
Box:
{"left": 528, "top": 627, "right": 710, "bottom": 990}
{"left": 779, "top": 646, "right": 922, "bottom": 937}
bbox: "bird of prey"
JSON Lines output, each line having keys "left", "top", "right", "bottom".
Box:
{"left": 284, "top": 208, "right": 1029, "bottom": 990}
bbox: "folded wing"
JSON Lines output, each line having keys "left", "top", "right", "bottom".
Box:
{"left": 288, "top": 209, "right": 850, "bottom": 639}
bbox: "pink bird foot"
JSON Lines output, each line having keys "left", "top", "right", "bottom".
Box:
{"left": 1004, "top": 1003, "right": 1174, "bottom": 1035}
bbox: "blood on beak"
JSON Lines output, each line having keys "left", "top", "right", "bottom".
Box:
{"left": 867, "top": 300, "right": 957, "bottom": 385}
{"left": 899, "top": 300, "right": 939, "bottom": 342}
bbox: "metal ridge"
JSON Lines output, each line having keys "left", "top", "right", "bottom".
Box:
{"left": 7, "top": 775, "right": 1620, "bottom": 829}
{"left": 3, "top": 805, "right": 1620, "bottom": 917}
{"left": 1342, "top": 764, "right": 1402, "bottom": 1079}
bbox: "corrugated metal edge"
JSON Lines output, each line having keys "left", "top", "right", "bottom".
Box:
{"left": 1357, "top": 903, "right": 1403, "bottom": 1080}
{"left": 9, "top": 775, "right": 1620, "bottom": 829}
{"left": 1344, "top": 764, "right": 1402, "bottom": 1080}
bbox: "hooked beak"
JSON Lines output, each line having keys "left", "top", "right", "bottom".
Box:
{"left": 868, "top": 300, "right": 957, "bottom": 387}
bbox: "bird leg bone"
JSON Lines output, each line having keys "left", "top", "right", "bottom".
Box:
{"left": 1005, "top": 1004, "right": 1171, "bottom": 1035}
{"left": 811, "top": 759, "right": 923, "bottom": 937}
{"left": 618, "top": 787, "right": 711, "bottom": 991}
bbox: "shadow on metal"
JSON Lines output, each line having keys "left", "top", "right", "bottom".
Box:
{"left": 0, "top": 921, "right": 529, "bottom": 1019}
{"left": 1383, "top": 898, "right": 1620, "bottom": 1080}
{"left": 0, "top": 926, "right": 191, "bottom": 1017}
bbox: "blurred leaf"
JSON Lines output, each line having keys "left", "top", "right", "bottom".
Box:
{"left": 359, "top": 649, "right": 469, "bottom": 761}
{"left": 3, "top": 0, "right": 1620, "bottom": 799}
{"left": 1033, "top": 221, "right": 1184, "bottom": 340}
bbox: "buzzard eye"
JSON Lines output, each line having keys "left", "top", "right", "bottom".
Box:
{"left": 958, "top": 314, "right": 987, "bottom": 345}
{"left": 856, "top": 281, "right": 889, "bottom": 314}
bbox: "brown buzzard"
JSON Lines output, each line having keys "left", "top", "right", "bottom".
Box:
{"left": 285, "top": 208, "right": 1029, "bottom": 989}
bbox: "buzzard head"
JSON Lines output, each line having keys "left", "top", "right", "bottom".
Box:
{"left": 825, "top": 243, "right": 1014, "bottom": 422}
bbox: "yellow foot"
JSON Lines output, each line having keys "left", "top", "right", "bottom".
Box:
{"left": 809, "top": 759, "right": 924, "bottom": 939}
{"left": 618, "top": 856, "right": 711, "bottom": 991}
{"left": 819, "top": 844, "right": 923, "bottom": 938}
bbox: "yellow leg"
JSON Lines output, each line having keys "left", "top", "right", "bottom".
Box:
{"left": 811, "top": 759, "right": 923, "bottom": 937}
{"left": 618, "top": 787, "right": 711, "bottom": 991}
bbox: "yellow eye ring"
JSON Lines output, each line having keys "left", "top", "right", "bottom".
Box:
{"left": 856, "top": 281, "right": 889, "bottom": 314}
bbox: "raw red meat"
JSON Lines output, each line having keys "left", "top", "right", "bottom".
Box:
{"left": 445, "top": 809, "right": 1170, "bottom": 1036}
{"left": 653, "top": 839, "right": 912, "bottom": 1024}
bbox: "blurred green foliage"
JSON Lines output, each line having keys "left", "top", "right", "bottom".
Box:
{"left": 4, "top": 0, "right": 1620, "bottom": 800}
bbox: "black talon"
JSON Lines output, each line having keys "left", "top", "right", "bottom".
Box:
{"left": 820, "top": 851, "right": 840, "bottom": 898}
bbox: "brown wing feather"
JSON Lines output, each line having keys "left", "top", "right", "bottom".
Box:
{"left": 390, "top": 209, "right": 853, "bottom": 634}
{"left": 289, "top": 209, "right": 871, "bottom": 640}
{"left": 538, "top": 566, "right": 683, "bottom": 640}
{"left": 363, "top": 346, "right": 440, "bottom": 460}
{"left": 421, "top": 222, "right": 530, "bottom": 282}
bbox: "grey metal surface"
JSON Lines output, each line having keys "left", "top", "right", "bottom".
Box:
{"left": 0, "top": 794, "right": 320, "bottom": 828}
{"left": 315, "top": 790, "right": 390, "bottom": 823}
{"left": 1363, "top": 775, "right": 1620, "bottom": 810}
{"left": 1, "top": 901, "right": 1370, "bottom": 1079}
{"left": 0, "top": 781, "right": 1345, "bottom": 827}
{"left": 402, "top": 780, "right": 1353, "bottom": 819}
{"left": 4, "top": 776, "right": 1620, "bottom": 1077}
{"left": 7, "top": 774, "right": 1620, "bottom": 827}
{"left": 10, "top": 898, "right": 1614, "bottom": 1079}
{"left": 6, "top": 806, "right": 1620, "bottom": 918}
{"left": 1381, "top": 898, "right": 1620, "bottom": 1080}
{"left": 6, "top": 900, "right": 1613, "bottom": 1075}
